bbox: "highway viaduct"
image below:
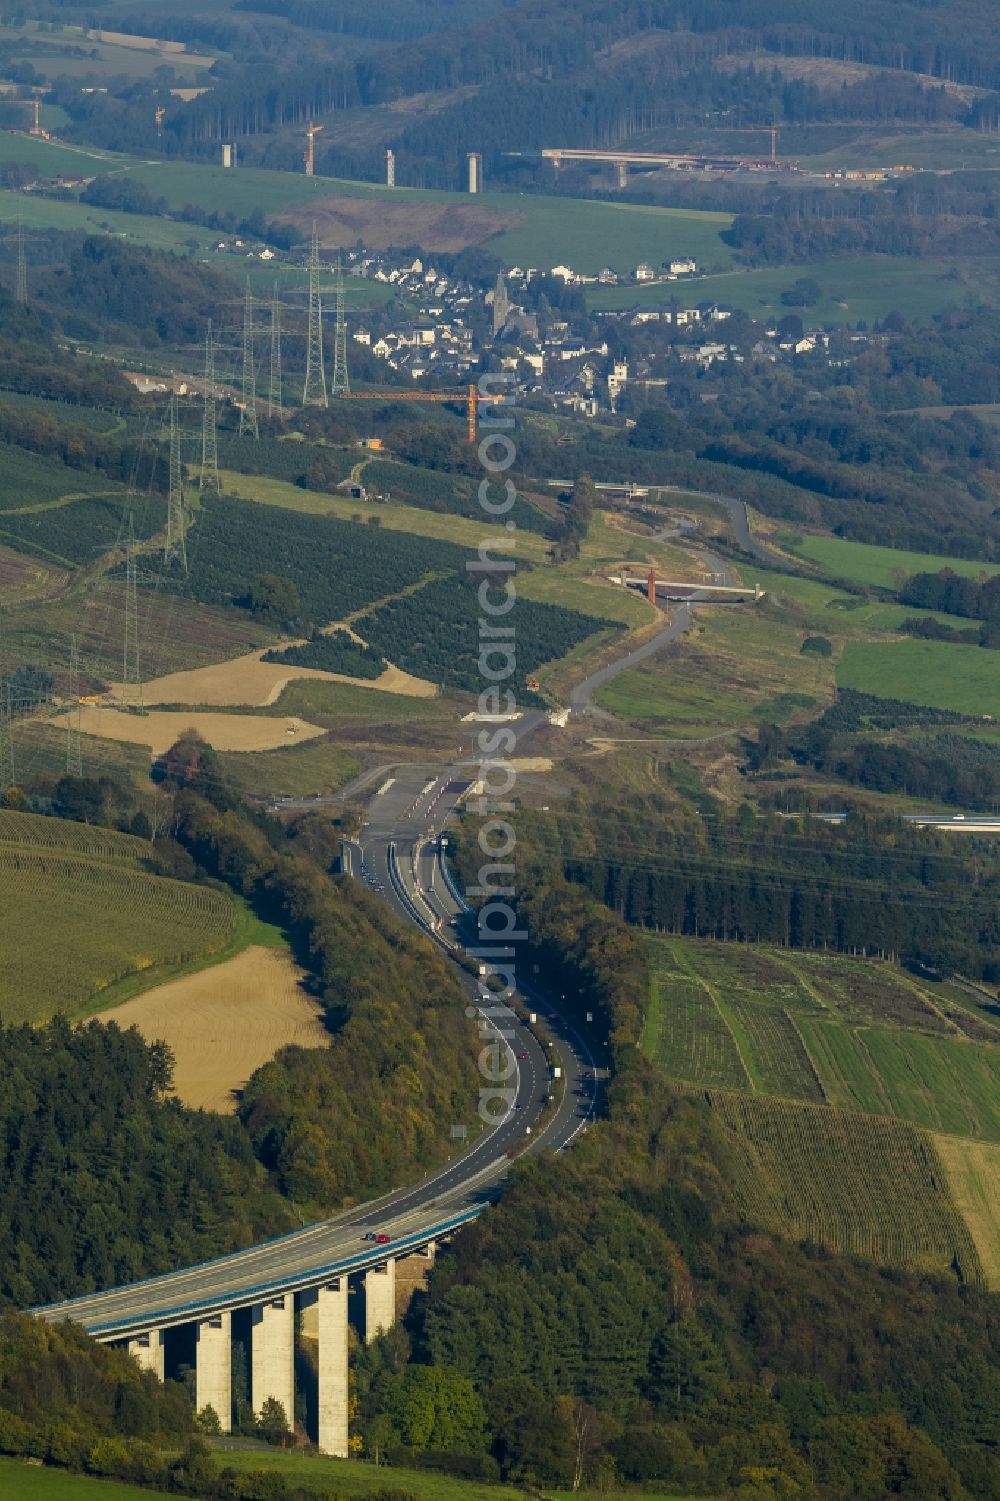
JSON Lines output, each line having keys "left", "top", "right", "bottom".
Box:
{"left": 33, "top": 769, "right": 600, "bottom": 1458}
{"left": 33, "top": 493, "right": 749, "bottom": 1456}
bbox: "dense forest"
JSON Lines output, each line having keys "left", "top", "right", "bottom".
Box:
{"left": 0, "top": 744, "right": 482, "bottom": 1301}
{"left": 0, "top": 1019, "right": 294, "bottom": 1306}
{"left": 22, "top": 0, "right": 1000, "bottom": 196}
{"left": 163, "top": 750, "right": 482, "bottom": 1210}
{"left": 458, "top": 784, "right": 1000, "bottom": 978}
{"left": 348, "top": 882, "right": 1000, "bottom": 1493}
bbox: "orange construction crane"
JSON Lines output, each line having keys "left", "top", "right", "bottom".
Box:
{"left": 338, "top": 383, "right": 502, "bottom": 443}
{"left": 304, "top": 122, "right": 324, "bottom": 177}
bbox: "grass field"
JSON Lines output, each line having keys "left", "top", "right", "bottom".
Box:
{"left": 837, "top": 637, "right": 1000, "bottom": 717}
{"left": 642, "top": 961, "right": 751, "bottom": 1089}
{"left": 203, "top": 1445, "right": 708, "bottom": 1501}
{"left": 0, "top": 131, "right": 736, "bottom": 272}
{"left": 0, "top": 1454, "right": 709, "bottom": 1501}
{"left": 594, "top": 604, "right": 832, "bottom": 736}
{"left": 645, "top": 932, "right": 996, "bottom": 1281}
{"left": 647, "top": 935, "right": 1000, "bottom": 1140}
{"left": 738, "top": 564, "right": 966, "bottom": 636}
{"left": 216, "top": 732, "right": 362, "bottom": 799}
{"left": 932, "top": 1134, "right": 1000, "bottom": 1287}
{"left": 587, "top": 254, "right": 1000, "bottom": 324}
{"left": 780, "top": 533, "right": 993, "bottom": 588}
{"left": 0, "top": 1460, "right": 161, "bottom": 1501}
{"left": 0, "top": 809, "right": 236, "bottom": 1022}
{"left": 219, "top": 469, "right": 536, "bottom": 557}
{"left": 705, "top": 1091, "right": 985, "bottom": 1283}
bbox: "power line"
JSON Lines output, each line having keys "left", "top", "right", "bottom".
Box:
{"left": 239, "top": 278, "right": 259, "bottom": 439}
{"left": 14, "top": 216, "right": 26, "bottom": 307}
{"left": 164, "top": 397, "right": 188, "bottom": 572}
{"left": 65, "top": 634, "right": 82, "bottom": 778}
{"left": 268, "top": 282, "right": 282, "bottom": 419}
{"left": 331, "top": 253, "right": 349, "bottom": 397}
{"left": 0, "top": 612, "right": 14, "bottom": 795}
{"left": 200, "top": 321, "right": 220, "bottom": 492}
{"left": 121, "top": 514, "right": 143, "bottom": 712}
{"left": 302, "top": 224, "right": 328, "bottom": 408}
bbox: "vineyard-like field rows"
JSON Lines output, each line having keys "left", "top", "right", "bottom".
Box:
{"left": 0, "top": 808, "right": 151, "bottom": 863}
{"left": 643, "top": 969, "right": 749, "bottom": 1089}
{"left": 0, "top": 493, "right": 154, "bottom": 565}
{"left": 0, "top": 814, "right": 235, "bottom": 1023}
{"left": 704, "top": 1091, "right": 986, "bottom": 1284}
{"left": 646, "top": 937, "right": 1000, "bottom": 1140}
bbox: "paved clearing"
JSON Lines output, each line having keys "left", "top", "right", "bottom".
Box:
{"left": 99, "top": 946, "right": 328, "bottom": 1113}
{"left": 52, "top": 706, "right": 326, "bottom": 755}
{"left": 135, "top": 646, "right": 437, "bottom": 706}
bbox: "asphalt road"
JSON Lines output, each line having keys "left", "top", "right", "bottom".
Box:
{"left": 35, "top": 772, "right": 599, "bottom": 1339}
{"left": 36, "top": 489, "right": 752, "bottom": 1338}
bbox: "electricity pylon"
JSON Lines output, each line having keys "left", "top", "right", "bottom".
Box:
{"left": 66, "top": 634, "right": 82, "bottom": 778}
{"left": 302, "top": 225, "right": 328, "bottom": 407}
{"left": 268, "top": 283, "right": 282, "bottom": 418}
{"left": 121, "top": 515, "right": 143, "bottom": 711}
{"left": 14, "top": 216, "right": 26, "bottom": 306}
{"left": 331, "top": 254, "right": 350, "bottom": 396}
{"left": 0, "top": 613, "right": 13, "bottom": 795}
{"left": 239, "top": 278, "right": 259, "bottom": 438}
{"left": 0, "top": 680, "right": 14, "bottom": 797}
{"left": 164, "top": 399, "right": 188, "bottom": 572}
{"left": 200, "top": 321, "right": 220, "bottom": 491}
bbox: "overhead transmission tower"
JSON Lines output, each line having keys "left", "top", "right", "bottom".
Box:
{"left": 164, "top": 398, "right": 188, "bottom": 571}
{"left": 0, "top": 613, "right": 13, "bottom": 796}
{"left": 331, "top": 254, "right": 350, "bottom": 396}
{"left": 121, "top": 515, "right": 143, "bottom": 711}
{"left": 239, "top": 279, "right": 259, "bottom": 438}
{"left": 268, "top": 283, "right": 282, "bottom": 418}
{"left": 302, "top": 226, "right": 328, "bottom": 407}
{"left": 65, "top": 634, "right": 82, "bottom": 778}
{"left": 200, "top": 321, "right": 220, "bottom": 491}
{"left": 14, "top": 217, "right": 26, "bottom": 306}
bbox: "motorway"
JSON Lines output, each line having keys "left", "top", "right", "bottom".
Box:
{"left": 35, "top": 771, "right": 600, "bottom": 1340}
{"left": 36, "top": 493, "right": 742, "bottom": 1339}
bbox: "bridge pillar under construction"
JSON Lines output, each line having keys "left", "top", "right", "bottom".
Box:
{"left": 127, "top": 1328, "right": 164, "bottom": 1379}
{"left": 251, "top": 1295, "right": 294, "bottom": 1425}
{"left": 614, "top": 158, "right": 628, "bottom": 188}
{"left": 195, "top": 1311, "right": 232, "bottom": 1433}
{"left": 301, "top": 1281, "right": 349, "bottom": 1457}
{"left": 364, "top": 1259, "right": 396, "bottom": 1344}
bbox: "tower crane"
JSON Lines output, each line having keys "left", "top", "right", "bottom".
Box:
{"left": 337, "top": 384, "right": 502, "bottom": 443}
{"left": 304, "top": 123, "right": 324, "bottom": 177}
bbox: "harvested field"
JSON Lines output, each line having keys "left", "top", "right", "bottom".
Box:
{"left": 50, "top": 705, "right": 326, "bottom": 756}
{"left": 288, "top": 196, "right": 522, "bottom": 254}
{"left": 100, "top": 946, "right": 328, "bottom": 1113}
{"left": 137, "top": 646, "right": 437, "bottom": 707}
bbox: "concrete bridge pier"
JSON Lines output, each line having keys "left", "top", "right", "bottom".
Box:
{"left": 127, "top": 1329, "right": 164, "bottom": 1378}
{"left": 364, "top": 1259, "right": 396, "bottom": 1344}
{"left": 195, "top": 1311, "right": 232, "bottom": 1432}
{"left": 251, "top": 1295, "right": 295, "bottom": 1425}
{"left": 301, "top": 1280, "right": 349, "bottom": 1457}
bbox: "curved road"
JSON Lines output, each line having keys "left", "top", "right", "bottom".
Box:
{"left": 35, "top": 489, "right": 753, "bottom": 1339}
{"left": 35, "top": 778, "right": 599, "bottom": 1339}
